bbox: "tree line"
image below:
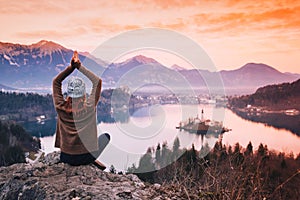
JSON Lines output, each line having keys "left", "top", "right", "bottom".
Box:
{"left": 127, "top": 138, "right": 300, "bottom": 199}
{"left": 0, "top": 88, "right": 134, "bottom": 123}
{"left": 0, "top": 91, "right": 56, "bottom": 122}
{"left": 229, "top": 78, "right": 300, "bottom": 110}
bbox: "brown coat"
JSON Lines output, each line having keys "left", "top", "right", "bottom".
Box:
{"left": 52, "top": 65, "right": 102, "bottom": 155}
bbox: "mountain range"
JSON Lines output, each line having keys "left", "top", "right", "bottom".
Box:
{"left": 0, "top": 40, "right": 105, "bottom": 88}
{"left": 0, "top": 40, "right": 299, "bottom": 94}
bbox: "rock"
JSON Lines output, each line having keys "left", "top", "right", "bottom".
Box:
{"left": 38, "top": 151, "right": 60, "bottom": 165}
{"left": 153, "top": 183, "right": 161, "bottom": 190}
{"left": 0, "top": 152, "right": 168, "bottom": 200}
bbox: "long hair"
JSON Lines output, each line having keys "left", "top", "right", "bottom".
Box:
{"left": 65, "top": 95, "right": 87, "bottom": 115}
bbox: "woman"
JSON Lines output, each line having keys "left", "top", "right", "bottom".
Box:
{"left": 52, "top": 51, "right": 109, "bottom": 169}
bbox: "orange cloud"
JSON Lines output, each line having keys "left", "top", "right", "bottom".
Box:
{"left": 150, "top": 19, "right": 187, "bottom": 30}
{"left": 0, "top": 0, "right": 66, "bottom": 14}
{"left": 130, "top": 0, "right": 199, "bottom": 9}
{"left": 15, "top": 27, "right": 88, "bottom": 40}
{"left": 87, "top": 18, "right": 141, "bottom": 33}
{"left": 124, "top": 25, "right": 142, "bottom": 30}
{"left": 191, "top": 5, "right": 300, "bottom": 37}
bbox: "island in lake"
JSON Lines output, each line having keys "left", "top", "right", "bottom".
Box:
{"left": 176, "top": 109, "right": 231, "bottom": 135}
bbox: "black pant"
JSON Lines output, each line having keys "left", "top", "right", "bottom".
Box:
{"left": 60, "top": 133, "right": 110, "bottom": 166}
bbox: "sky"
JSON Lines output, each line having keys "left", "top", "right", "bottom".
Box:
{"left": 0, "top": 0, "right": 300, "bottom": 73}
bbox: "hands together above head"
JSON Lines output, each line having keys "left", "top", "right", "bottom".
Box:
{"left": 71, "top": 51, "right": 81, "bottom": 69}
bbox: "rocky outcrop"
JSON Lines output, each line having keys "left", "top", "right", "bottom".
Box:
{"left": 0, "top": 152, "right": 164, "bottom": 200}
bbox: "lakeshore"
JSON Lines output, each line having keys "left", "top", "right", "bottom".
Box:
{"left": 229, "top": 106, "right": 300, "bottom": 135}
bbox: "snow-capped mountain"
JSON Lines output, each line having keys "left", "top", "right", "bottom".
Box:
{"left": 0, "top": 40, "right": 70, "bottom": 68}
{"left": 0, "top": 40, "right": 105, "bottom": 88}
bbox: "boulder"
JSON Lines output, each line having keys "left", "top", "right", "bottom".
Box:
{"left": 0, "top": 152, "right": 165, "bottom": 200}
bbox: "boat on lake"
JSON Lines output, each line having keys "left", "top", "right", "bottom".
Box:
{"left": 176, "top": 109, "right": 231, "bottom": 134}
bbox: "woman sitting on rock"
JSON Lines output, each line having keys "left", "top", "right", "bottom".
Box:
{"left": 52, "top": 51, "right": 109, "bottom": 170}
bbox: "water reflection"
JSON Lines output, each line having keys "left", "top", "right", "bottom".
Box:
{"left": 99, "top": 104, "right": 300, "bottom": 170}
{"left": 222, "top": 109, "right": 300, "bottom": 154}
{"left": 25, "top": 104, "right": 300, "bottom": 171}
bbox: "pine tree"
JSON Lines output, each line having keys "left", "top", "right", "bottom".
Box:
{"left": 233, "top": 143, "right": 244, "bottom": 166}
{"left": 173, "top": 137, "right": 180, "bottom": 152}
{"left": 161, "top": 141, "right": 172, "bottom": 167}
{"left": 257, "top": 143, "right": 267, "bottom": 157}
{"left": 155, "top": 143, "right": 161, "bottom": 167}
{"left": 244, "top": 141, "right": 253, "bottom": 156}
{"left": 227, "top": 145, "right": 233, "bottom": 155}
{"left": 199, "top": 142, "right": 210, "bottom": 158}
{"left": 172, "top": 137, "right": 180, "bottom": 161}
{"left": 137, "top": 152, "right": 155, "bottom": 173}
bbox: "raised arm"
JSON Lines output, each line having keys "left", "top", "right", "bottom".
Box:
{"left": 78, "top": 64, "right": 102, "bottom": 106}
{"left": 52, "top": 65, "right": 75, "bottom": 109}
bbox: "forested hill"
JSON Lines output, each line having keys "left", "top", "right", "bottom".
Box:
{"left": 0, "top": 121, "right": 40, "bottom": 166}
{"left": 229, "top": 78, "right": 300, "bottom": 110}
{"left": 0, "top": 88, "right": 134, "bottom": 124}
{"left": 228, "top": 79, "right": 300, "bottom": 134}
{"left": 0, "top": 92, "right": 55, "bottom": 122}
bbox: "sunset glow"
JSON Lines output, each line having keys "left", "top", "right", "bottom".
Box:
{"left": 0, "top": 0, "right": 299, "bottom": 72}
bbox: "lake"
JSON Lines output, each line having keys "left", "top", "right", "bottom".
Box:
{"left": 36, "top": 104, "right": 300, "bottom": 171}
